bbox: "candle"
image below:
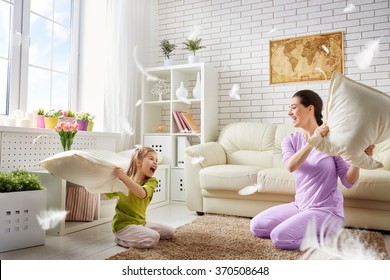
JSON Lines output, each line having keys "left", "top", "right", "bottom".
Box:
{"left": 4, "top": 117, "right": 16, "bottom": 127}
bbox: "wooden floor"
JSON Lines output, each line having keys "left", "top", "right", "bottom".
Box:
{"left": 1, "top": 204, "right": 389, "bottom": 260}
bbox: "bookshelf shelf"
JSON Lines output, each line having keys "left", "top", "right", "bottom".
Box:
{"left": 141, "top": 62, "right": 218, "bottom": 203}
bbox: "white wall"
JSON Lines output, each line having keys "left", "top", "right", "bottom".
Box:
{"left": 78, "top": 0, "right": 107, "bottom": 132}
{"left": 152, "top": 0, "right": 390, "bottom": 131}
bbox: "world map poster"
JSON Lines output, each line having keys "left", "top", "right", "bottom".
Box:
{"left": 269, "top": 32, "right": 344, "bottom": 84}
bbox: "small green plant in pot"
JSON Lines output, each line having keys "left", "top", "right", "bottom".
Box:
{"left": 0, "top": 169, "right": 46, "bottom": 252}
{"left": 0, "top": 169, "right": 45, "bottom": 193}
{"left": 160, "top": 39, "right": 176, "bottom": 66}
{"left": 183, "top": 38, "right": 206, "bottom": 63}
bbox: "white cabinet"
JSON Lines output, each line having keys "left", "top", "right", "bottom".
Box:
{"left": 141, "top": 63, "right": 218, "bottom": 202}
{"left": 29, "top": 170, "right": 116, "bottom": 236}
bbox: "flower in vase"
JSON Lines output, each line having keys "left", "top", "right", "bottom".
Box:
{"left": 54, "top": 121, "right": 79, "bottom": 151}
{"left": 75, "top": 111, "right": 91, "bottom": 121}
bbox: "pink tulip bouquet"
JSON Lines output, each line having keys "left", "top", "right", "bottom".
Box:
{"left": 54, "top": 121, "right": 79, "bottom": 151}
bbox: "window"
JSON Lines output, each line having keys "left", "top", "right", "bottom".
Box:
{"left": 0, "top": 0, "right": 79, "bottom": 115}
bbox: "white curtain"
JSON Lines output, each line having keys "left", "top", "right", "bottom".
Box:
{"left": 103, "top": 0, "right": 152, "bottom": 150}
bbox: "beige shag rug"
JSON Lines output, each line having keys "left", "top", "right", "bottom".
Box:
{"left": 107, "top": 214, "right": 388, "bottom": 260}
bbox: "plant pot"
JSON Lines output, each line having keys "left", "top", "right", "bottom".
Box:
{"left": 44, "top": 117, "right": 58, "bottom": 129}
{"left": 77, "top": 120, "right": 89, "bottom": 131}
{"left": 164, "top": 59, "right": 174, "bottom": 66}
{"left": 87, "top": 121, "right": 94, "bottom": 131}
{"left": 0, "top": 190, "right": 47, "bottom": 252}
{"left": 36, "top": 115, "right": 45, "bottom": 128}
{"left": 188, "top": 54, "right": 199, "bottom": 64}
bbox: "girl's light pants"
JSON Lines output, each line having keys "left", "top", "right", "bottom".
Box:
{"left": 114, "top": 222, "right": 174, "bottom": 249}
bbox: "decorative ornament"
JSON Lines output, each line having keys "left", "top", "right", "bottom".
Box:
{"left": 151, "top": 80, "right": 169, "bottom": 101}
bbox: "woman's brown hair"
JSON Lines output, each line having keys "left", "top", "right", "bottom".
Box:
{"left": 292, "top": 89, "right": 324, "bottom": 126}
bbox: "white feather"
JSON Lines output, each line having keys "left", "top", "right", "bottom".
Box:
{"left": 229, "top": 84, "right": 240, "bottom": 100}
{"left": 314, "top": 67, "right": 327, "bottom": 79}
{"left": 188, "top": 25, "right": 201, "bottom": 40}
{"left": 269, "top": 27, "right": 277, "bottom": 34}
{"left": 134, "top": 144, "right": 142, "bottom": 149}
{"left": 191, "top": 156, "right": 205, "bottom": 165}
{"left": 177, "top": 96, "right": 191, "bottom": 104}
{"left": 32, "top": 134, "right": 49, "bottom": 146}
{"left": 300, "top": 218, "right": 385, "bottom": 260}
{"left": 354, "top": 39, "right": 380, "bottom": 70}
{"left": 238, "top": 183, "right": 262, "bottom": 195}
{"left": 343, "top": 3, "right": 356, "bottom": 13}
{"left": 135, "top": 99, "right": 142, "bottom": 107}
{"left": 36, "top": 209, "right": 68, "bottom": 230}
{"left": 133, "top": 46, "right": 161, "bottom": 81}
{"left": 119, "top": 116, "right": 134, "bottom": 136}
{"left": 321, "top": 45, "right": 329, "bottom": 54}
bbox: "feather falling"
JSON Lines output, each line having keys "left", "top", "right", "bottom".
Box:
{"left": 191, "top": 156, "right": 205, "bottom": 165}
{"left": 188, "top": 25, "right": 201, "bottom": 40}
{"left": 300, "top": 219, "right": 385, "bottom": 260}
{"left": 135, "top": 99, "right": 142, "bottom": 107}
{"left": 343, "top": 3, "right": 356, "bottom": 13}
{"left": 32, "top": 134, "right": 49, "bottom": 146}
{"left": 36, "top": 209, "right": 68, "bottom": 230}
{"left": 354, "top": 39, "right": 380, "bottom": 70}
{"left": 133, "top": 46, "right": 160, "bottom": 81}
{"left": 119, "top": 116, "right": 134, "bottom": 136}
{"left": 229, "top": 84, "right": 240, "bottom": 100}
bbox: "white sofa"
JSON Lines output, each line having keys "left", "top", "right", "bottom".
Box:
{"left": 184, "top": 122, "right": 390, "bottom": 231}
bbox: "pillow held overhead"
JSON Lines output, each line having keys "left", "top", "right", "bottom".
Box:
{"left": 308, "top": 72, "right": 390, "bottom": 169}
{"left": 39, "top": 150, "right": 130, "bottom": 194}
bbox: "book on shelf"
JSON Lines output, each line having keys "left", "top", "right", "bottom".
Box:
{"left": 172, "top": 111, "right": 200, "bottom": 133}
{"left": 172, "top": 111, "right": 189, "bottom": 133}
{"left": 179, "top": 112, "right": 200, "bottom": 133}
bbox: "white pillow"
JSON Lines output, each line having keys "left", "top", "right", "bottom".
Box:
{"left": 308, "top": 72, "right": 390, "bottom": 169}
{"left": 39, "top": 150, "right": 131, "bottom": 194}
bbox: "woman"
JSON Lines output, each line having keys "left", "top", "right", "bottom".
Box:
{"left": 250, "top": 89, "right": 374, "bottom": 250}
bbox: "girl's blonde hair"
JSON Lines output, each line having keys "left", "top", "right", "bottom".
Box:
{"left": 126, "top": 147, "right": 157, "bottom": 178}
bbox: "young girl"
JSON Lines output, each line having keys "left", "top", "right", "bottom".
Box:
{"left": 106, "top": 147, "right": 174, "bottom": 249}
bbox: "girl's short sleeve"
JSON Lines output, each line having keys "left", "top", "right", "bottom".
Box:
{"left": 143, "top": 177, "right": 158, "bottom": 198}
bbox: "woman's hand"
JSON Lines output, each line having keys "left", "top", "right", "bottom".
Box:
{"left": 314, "top": 124, "right": 329, "bottom": 137}
{"left": 364, "top": 144, "right": 375, "bottom": 156}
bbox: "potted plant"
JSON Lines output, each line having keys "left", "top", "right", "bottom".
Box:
{"left": 183, "top": 38, "right": 206, "bottom": 64}
{"left": 75, "top": 111, "right": 90, "bottom": 131}
{"left": 37, "top": 108, "right": 45, "bottom": 128}
{"left": 0, "top": 169, "right": 47, "bottom": 252}
{"left": 160, "top": 39, "right": 176, "bottom": 66}
{"left": 44, "top": 109, "right": 62, "bottom": 129}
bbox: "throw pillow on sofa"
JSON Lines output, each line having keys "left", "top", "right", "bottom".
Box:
{"left": 308, "top": 72, "right": 390, "bottom": 169}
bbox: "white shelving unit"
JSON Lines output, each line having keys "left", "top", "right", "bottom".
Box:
{"left": 141, "top": 62, "right": 218, "bottom": 203}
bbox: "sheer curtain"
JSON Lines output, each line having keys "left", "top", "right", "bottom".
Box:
{"left": 103, "top": 0, "right": 152, "bottom": 151}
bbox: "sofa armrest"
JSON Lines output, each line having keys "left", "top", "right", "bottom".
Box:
{"left": 184, "top": 142, "right": 226, "bottom": 214}
{"left": 184, "top": 142, "right": 227, "bottom": 168}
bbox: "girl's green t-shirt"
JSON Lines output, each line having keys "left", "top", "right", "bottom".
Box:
{"left": 106, "top": 177, "right": 158, "bottom": 232}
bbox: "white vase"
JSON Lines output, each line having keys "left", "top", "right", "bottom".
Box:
{"left": 164, "top": 59, "right": 173, "bottom": 66}
{"left": 192, "top": 72, "right": 201, "bottom": 99}
{"left": 175, "top": 82, "right": 188, "bottom": 99}
{"left": 188, "top": 54, "right": 199, "bottom": 64}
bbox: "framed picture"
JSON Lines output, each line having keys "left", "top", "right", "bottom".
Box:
{"left": 269, "top": 31, "right": 344, "bottom": 84}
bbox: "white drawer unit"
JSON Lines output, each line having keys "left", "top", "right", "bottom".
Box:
{"left": 170, "top": 168, "right": 185, "bottom": 202}
{"left": 149, "top": 164, "right": 169, "bottom": 208}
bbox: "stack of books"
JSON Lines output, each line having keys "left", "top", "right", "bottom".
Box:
{"left": 172, "top": 111, "right": 200, "bottom": 133}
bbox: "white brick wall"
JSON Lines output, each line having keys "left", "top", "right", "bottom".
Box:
{"left": 151, "top": 0, "right": 390, "bottom": 130}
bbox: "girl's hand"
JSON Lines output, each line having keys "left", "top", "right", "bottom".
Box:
{"left": 114, "top": 167, "right": 128, "bottom": 181}
{"left": 314, "top": 124, "right": 329, "bottom": 137}
{"left": 364, "top": 144, "right": 375, "bottom": 156}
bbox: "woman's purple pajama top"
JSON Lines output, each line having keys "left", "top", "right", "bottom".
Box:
{"left": 282, "top": 131, "right": 353, "bottom": 217}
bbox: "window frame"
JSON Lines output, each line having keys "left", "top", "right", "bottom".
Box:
{"left": 6, "top": 0, "right": 80, "bottom": 115}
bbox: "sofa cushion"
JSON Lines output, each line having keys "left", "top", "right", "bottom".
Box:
{"left": 308, "top": 72, "right": 390, "bottom": 169}
{"left": 340, "top": 169, "right": 390, "bottom": 201}
{"left": 218, "top": 122, "right": 277, "bottom": 168}
{"left": 200, "top": 165, "right": 261, "bottom": 191}
{"left": 257, "top": 168, "right": 295, "bottom": 195}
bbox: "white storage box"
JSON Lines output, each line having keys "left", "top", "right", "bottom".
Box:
{"left": 0, "top": 190, "right": 46, "bottom": 252}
